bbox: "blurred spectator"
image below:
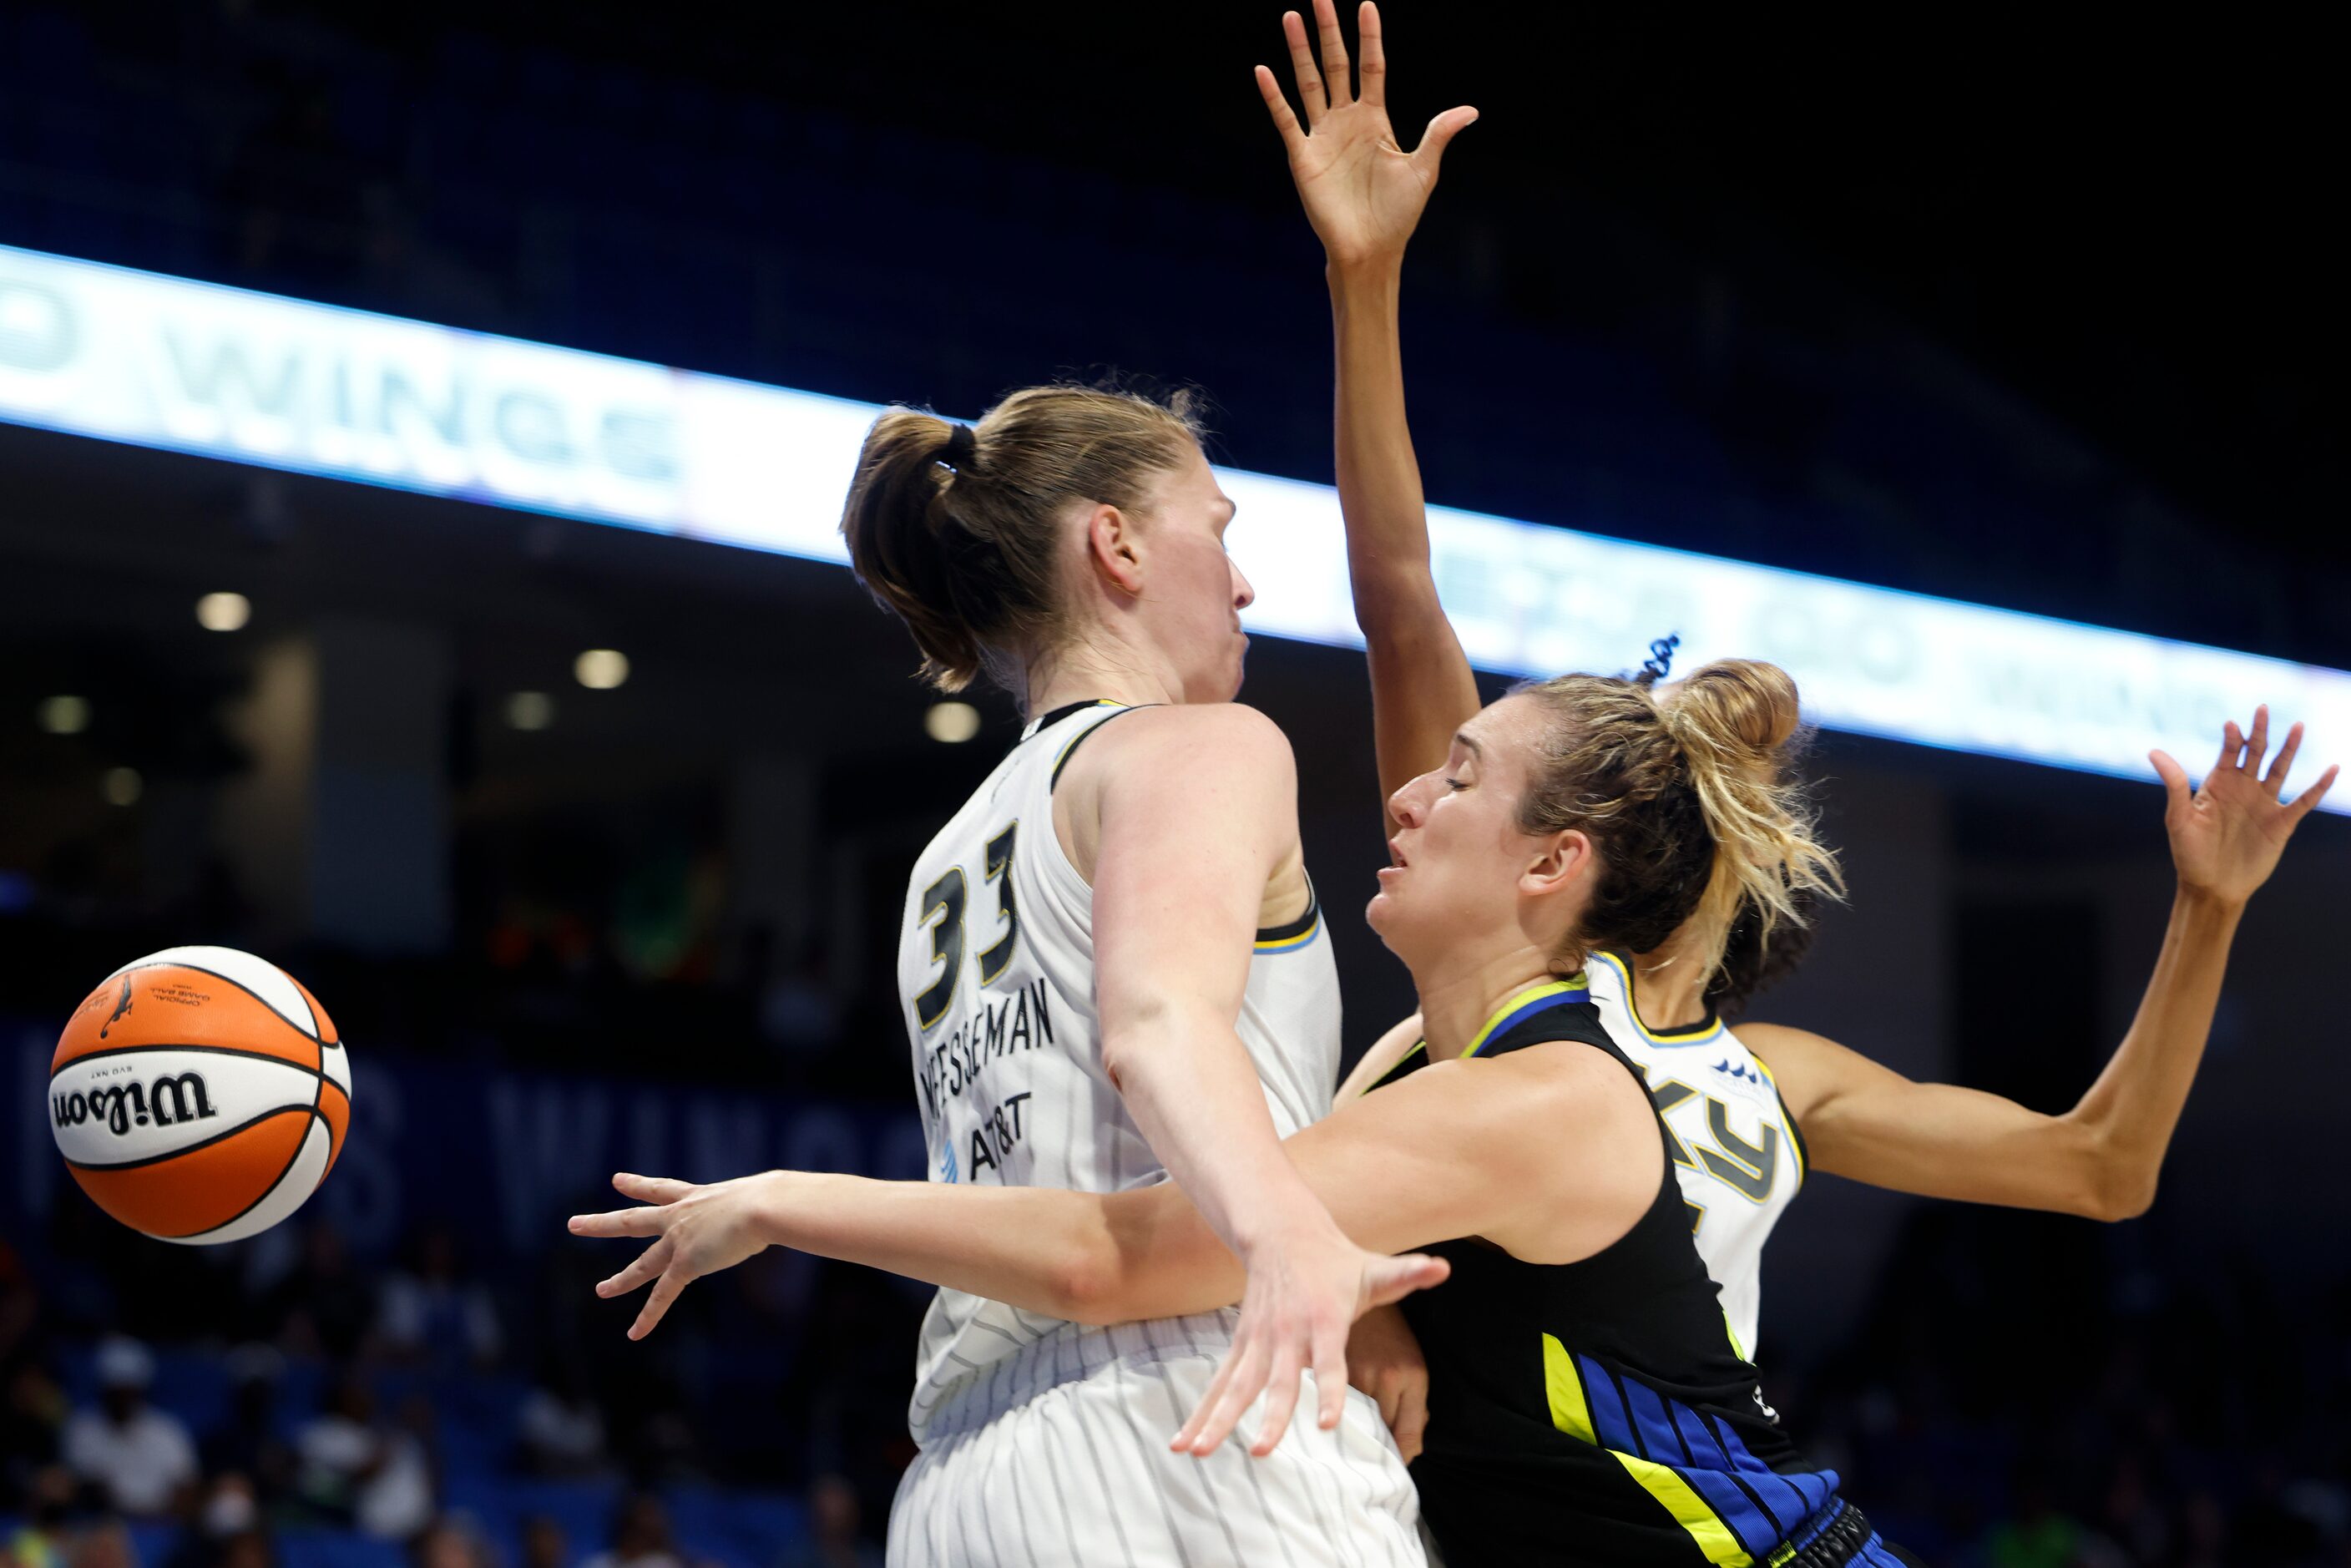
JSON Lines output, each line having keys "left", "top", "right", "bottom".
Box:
{"left": 2237, "top": 1466, "right": 2328, "bottom": 1564}
{"left": 372, "top": 1396, "right": 441, "bottom": 1541}
{"left": 519, "top": 1516, "right": 569, "bottom": 1568}
{"left": 408, "top": 1519, "right": 492, "bottom": 1568}
{"left": 517, "top": 1363, "right": 607, "bottom": 1479}
{"left": 580, "top": 1495, "right": 681, "bottom": 1568}
{"left": 199, "top": 1351, "right": 292, "bottom": 1503}
{"left": 375, "top": 1229, "right": 502, "bottom": 1370}
{"left": 260, "top": 1227, "right": 372, "bottom": 1363}
{"left": 62, "top": 1339, "right": 196, "bottom": 1520}
{"left": 7, "top": 1466, "right": 78, "bottom": 1568}
{"left": 64, "top": 1522, "right": 134, "bottom": 1568}
{"left": 1979, "top": 1474, "right": 2086, "bottom": 1568}
{"left": 195, "top": 1476, "right": 260, "bottom": 1543}
{"left": 292, "top": 1375, "right": 435, "bottom": 1540}
{"left": 2093, "top": 1455, "right": 2170, "bottom": 1565}
{"left": 0, "top": 1240, "right": 37, "bottom": 1368}
{"left": 5, "top": 1361, "right": 68, "bottom": 1499}
{"left": 163, "top": 1478, "right": 265, "bottom": 1568}
{"left": 2177, "top": 1490, "right": 2227, "bottom": 1568}
{"left": 776, "top": 1476, "right": 879, "bottom": 1568}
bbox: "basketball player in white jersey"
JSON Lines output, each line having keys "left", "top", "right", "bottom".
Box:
{"left": 593, "top": 387, "right": 1439, "bottom": 1564}
{"left": 1267, "top": 0, "right": 2338, "bottom": 1388}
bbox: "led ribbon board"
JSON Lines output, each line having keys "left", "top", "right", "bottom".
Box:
{"left": 3, "top": 241, "right": 2344, "bottom": 808}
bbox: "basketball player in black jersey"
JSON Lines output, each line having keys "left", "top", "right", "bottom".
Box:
{"left": 576, "top": 666, "right": 1924, "bottom": 1565}
{"left": 1267, "top": 0, "right": 2338, "bottom": 1439}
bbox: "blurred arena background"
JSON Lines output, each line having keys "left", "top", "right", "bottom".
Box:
{"left": 2, "top": 3, "right": 2345, "bottom": 1566}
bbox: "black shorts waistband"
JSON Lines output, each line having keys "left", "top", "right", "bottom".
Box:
{"left": 1778, "top": 1499, "right": 1924, "bottom": 1568}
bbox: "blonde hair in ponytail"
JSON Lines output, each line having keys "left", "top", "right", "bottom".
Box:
{"left": 1654, "top": 660, "right": 1845, "bottom": 990}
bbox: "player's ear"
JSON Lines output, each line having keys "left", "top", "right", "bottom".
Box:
{"left": 1520, "top": 829, "right": 1592, "bottom": 900}
{"left": 1086, "top": 503, "right": 1145, "bottom": 597}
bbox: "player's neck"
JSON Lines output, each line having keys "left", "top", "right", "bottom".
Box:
{"left": 1413, "top": 948, "right": 1562, "bottom": 1062}
{"left": 1026, "top": 640, "right": 1180, "bottom": 718}
{"left": 1627, "top": 928, "right": 1713, "bottom": 1030}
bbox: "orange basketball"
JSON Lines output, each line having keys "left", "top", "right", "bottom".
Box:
{"left": 50, "top": 946, "right": 352, "bottom": 1245}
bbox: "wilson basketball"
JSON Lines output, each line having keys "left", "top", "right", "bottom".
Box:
{"left": 49, "top": 946, "right": 352, "bottom": 1246}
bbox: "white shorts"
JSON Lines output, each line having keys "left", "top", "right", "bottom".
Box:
{"left": 887, "top": 1323, "right": 1423, "bottom": 1568}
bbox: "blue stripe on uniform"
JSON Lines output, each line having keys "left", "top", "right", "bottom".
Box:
{"left": 1617, "top": 1380, "right": 1776, "bottom": 1554}
{"left": 1679, "top": 1470, "right": 1774, "bottom": 1555}
{"left": 1576, "top": 1357, "right": 1636, "bottom": 1453}
{"left": 1620, "top": 1378, "right": 1686, "bottom": 1464}
{"left": 1670, "top": 1402, "right": 1732, "bottom": 1472}
{"left": 1713, "top": 1413, "right": 1838, "bottom": 1520}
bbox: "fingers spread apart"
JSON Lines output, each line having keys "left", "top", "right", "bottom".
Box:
{"left": 629, "top": 1264, "right": 692, "bottom": 1342}
{"left": 2264, "top": 721, "right": 2305, "bottom": 797}
{"left": 1355, "top": 2, "right": 1387, "bottom": 106}
{"left": 596, "top": 1237, "right": 673, "bottom": 1299}
{"left": 1174, "top": 1338, "right": 1267, "bottom": 1456}
{"left": 1282, "top": 10, "right": 1327, "bottom": 121}
{"left": 1312, "top": 0, "right": 1353, "bottom": 110}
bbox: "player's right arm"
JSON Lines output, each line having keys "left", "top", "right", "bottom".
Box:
{"left": 1749, "top": 710, "right": 2335, "bottom": 1219}
{"left": 1260, "top": 0, "right": 1482, "bottom": 820}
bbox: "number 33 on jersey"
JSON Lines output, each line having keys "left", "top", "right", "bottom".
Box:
{"left": 894, "top": 701, "right": 1344, "bottom": 1197}
{"left": 907, "top": 818, "right": 1054, "bottom": 1182}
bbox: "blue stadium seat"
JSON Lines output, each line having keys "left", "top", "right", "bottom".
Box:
{"left": 149, "top": 1349, "right": 235, "bottom": 1440}
{"left": 277, "top": 1530, "right": 407, "bottom": 1568}
{"left": 440, "top": 1474, "right": 620, "bottom": 1568}
{"left": 656, "top": 1485, "right": 806, "bottom": 1568}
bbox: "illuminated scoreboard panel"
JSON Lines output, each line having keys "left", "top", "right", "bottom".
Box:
{"left": 2, "top": 242, "right": 2343, "bottom": 808}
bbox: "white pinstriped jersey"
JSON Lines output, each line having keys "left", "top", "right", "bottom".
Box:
{"left": 894, "top": 701, "right": 1346, "bottom": 1445}
{"left": 1585, "top": 949, "right": 1806, "bottom": 1360}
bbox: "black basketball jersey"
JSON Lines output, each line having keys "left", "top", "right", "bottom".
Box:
{"left": 1376, "top": 979, "right": 1900, "bottom": 1567}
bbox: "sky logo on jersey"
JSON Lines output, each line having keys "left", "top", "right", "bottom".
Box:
{"left": 937, "top": 1141, "right": 958, "bottom": 1185}
{"left": 1712, "top": 1059, "right": 1762, "bottom": 1088}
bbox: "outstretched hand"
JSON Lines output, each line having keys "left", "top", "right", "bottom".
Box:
{"left": 1255, "top": 0, "right": 1477, "bottom": 268}
{"left": 1170, "top": 1224, "right": 1447, "bottom": 1459}
{"left": 2151, "top": 706, "right": 2337, "bottom": 907}
{"left": 569, "top": 1171, "right": 781, "bottom": 1341}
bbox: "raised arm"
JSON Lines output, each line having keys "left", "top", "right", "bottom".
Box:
{"left": 1749, "top": 710, "right": 2336, "bottom": 1218}
{"left": 571, "top": 1041, "right": 1656, "bottom": 1452}
{"left": 1259, "top": 1, "right": 1481, "bottom": 815}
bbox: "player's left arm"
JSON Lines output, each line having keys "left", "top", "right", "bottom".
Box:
{"left": 569, "top": 1047, "right": 1645, "bottom": 1334}
{"left": 1258, "top": 0, "right": 1484, "bottom": 825}
{"left": 1750, "top": 710, "right": 2334, "bottom": 1220}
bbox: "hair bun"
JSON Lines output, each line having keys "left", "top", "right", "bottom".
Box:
{"left": 1672, "top": 660, "right": 1801, "bottom": 754}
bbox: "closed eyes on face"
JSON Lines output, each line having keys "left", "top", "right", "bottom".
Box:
{"left": 1444, "top": 731, "right": 1484, "bottom": 791}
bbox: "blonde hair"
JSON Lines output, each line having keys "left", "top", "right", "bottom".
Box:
{"left": 1654, "top": 660, "right": 1844, "bottom": 994}
{"left": 1508, "top": 674, "right": 1716, "bottom": 974}
{"left": 839, "top": 384, "right": 1204, "bottom": 697}
{"left": 1506, "top": 659, "right": 1843, "bottom": 990}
